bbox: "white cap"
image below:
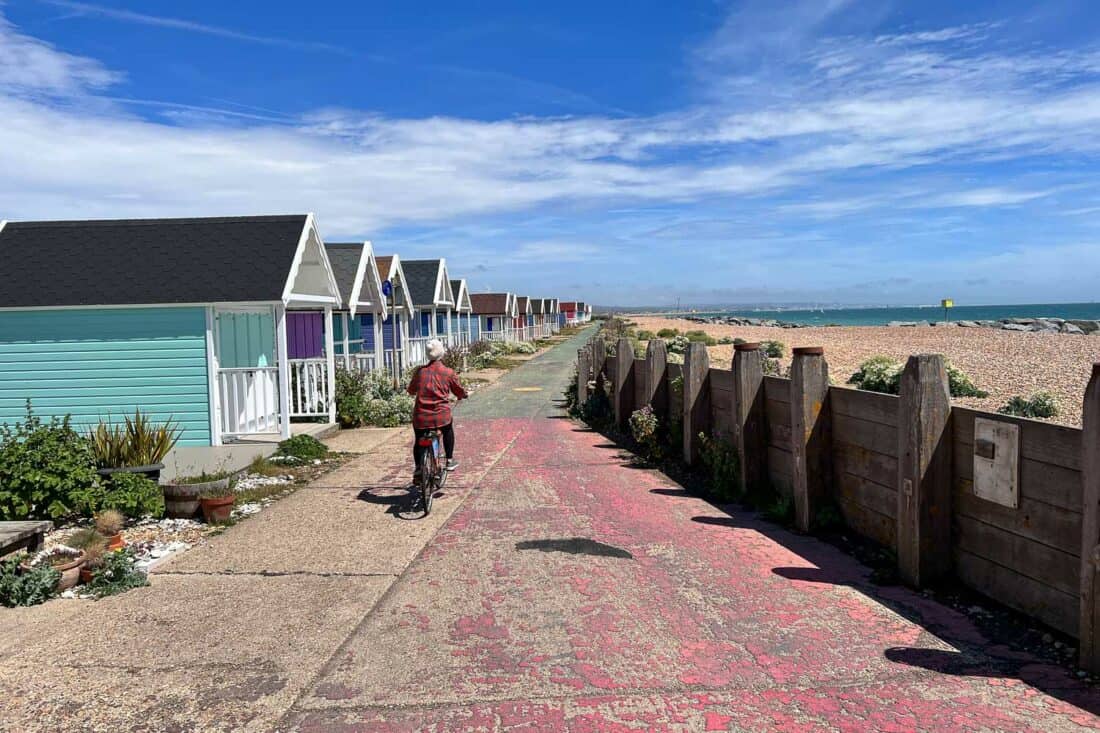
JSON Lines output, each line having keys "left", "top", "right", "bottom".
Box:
{"left": 426, "top": 339, "right": 445, "bottom": 361}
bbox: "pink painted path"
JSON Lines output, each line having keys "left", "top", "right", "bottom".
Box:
{"left": 283, "top": 388, "right": 1100, "bottom": 730}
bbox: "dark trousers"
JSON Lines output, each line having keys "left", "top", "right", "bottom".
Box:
{"left": 413, "top": 422, "right": 454, "bottom": 471}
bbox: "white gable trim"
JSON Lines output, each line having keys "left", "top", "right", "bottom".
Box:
{"left": 384, "top": 254, "right": 417, "bottom": 314}
{"left": 282, "top": 213, "right": 341, "bottom": 306}
{"left": 433, "top": 259, "right": 455, "bottom": 307}
{"left": 453, "top": 279, "right": 472, "bottom": 312}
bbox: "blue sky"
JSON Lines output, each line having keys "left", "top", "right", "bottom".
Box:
{"left": 2, "top": 0, "right": 1100, "bottom": 306}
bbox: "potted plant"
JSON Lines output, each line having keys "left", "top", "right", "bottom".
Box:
{"left": 199, "top": 484, "right": 236, "bottom": 524}
{"left": 94, "top": 509, "right": 127, "bottom": 550}
{"left": 89, "top": 409, "right": 181, "bottom": 483}
{"left": 67, "top": 527, "right": 108, "bottom": 584}
{"left": 161, "top": 467, "right": 234, "bottom": 519}
{"left": 20, "top": 545, "right": 85, "bottom": 592}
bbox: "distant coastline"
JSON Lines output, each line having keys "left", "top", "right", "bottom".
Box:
{"left": 623, "top": 302, "right": 1100, "bottom": 328}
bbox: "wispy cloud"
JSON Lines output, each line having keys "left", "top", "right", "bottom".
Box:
{"left": 39, "top": 1, "right": 351, "bottom": 55}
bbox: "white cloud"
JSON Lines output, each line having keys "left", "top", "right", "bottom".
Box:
{"left": 2, "top": 6, "right": 1100, "bottom": 256}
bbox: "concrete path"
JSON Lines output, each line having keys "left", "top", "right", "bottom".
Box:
{"left": 2, "top": 327, "right": 1099, "bottom": 731}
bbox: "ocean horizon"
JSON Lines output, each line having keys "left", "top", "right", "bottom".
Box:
{"left": 671, "top": 302, "right": 1100, "bottom": 327}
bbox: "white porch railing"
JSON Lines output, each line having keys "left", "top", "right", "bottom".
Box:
{"left": 406, "top": 336, "right": 430, "bottom": 367}
{"left": 289, "top": 358, "right": 331, "bottom": 417}
{"left": 483, "top": 330, "right": 508, "bottom": 342}
{"left": 350, "top": 352, "right": 378, "bottom": 373}
{"left": 217, "top": 367, "right": 280, "bottom": 436}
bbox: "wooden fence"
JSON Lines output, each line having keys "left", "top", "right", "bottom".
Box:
{"left": 576, "top": 336, "right": 1100, "bottom": 672}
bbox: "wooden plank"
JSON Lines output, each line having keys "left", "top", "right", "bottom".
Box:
{"left": 769, "top": 446, "right": 793, "bottom": 478}
{"left": 710, "top": 368, "right": 734, "bottom": 393}
{"left": 836, "top": 495, "right": 896, "bottom": 549}
{"left": 955, "top": 515, "right": 1079, "bottom": 596}
{"left": 834, "top": 441, "right": 898, "bottom": 490}
{"left": 836, "top": 470, "right": 897, "bottom": 520}
{"left": 954, "top": 439, "right": 1082, "bottom": 513}
{"left": 955, "top": 407, "right": 1081, "bottom": 472}
{"left": 1079, "top": 363, "right": 1100, "bottom": 669}
{"left": 955, "top": 549, "right": 1078, "bottom": 636}
{"left": 833, "top": 413, "right": 897, "bottom": 457}
{"left": 769, "top": 423, "right": 792, "bottom": 449}
{"left": 764, "top": 376, "right": 790, "bottom": 404}
{"left": 790, "top": 348, "right": 832, "bottom": 531}
{"left": 766, "top": 398, "right": 791, "bottom": 427}
{"left": 897, "top": 354, "right": 953, "bottom": 587}
{"left": 830, "top": 386, "right": 899, "bottom": 427}
{"left": 683, "top": 343, "right": 710, "bottom": 465}
{"left": 642, "top": 340, "right": 668, "bottom": 421}
{"left": 733, "top": 346, "right": 768, "bottom": 494}
{"left": 955, "top": 480, "right": 1082, "bottom": 556}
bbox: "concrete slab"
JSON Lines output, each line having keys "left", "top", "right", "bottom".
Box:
{"left": 0, "top": 574, "right": 389, "bottom": 733}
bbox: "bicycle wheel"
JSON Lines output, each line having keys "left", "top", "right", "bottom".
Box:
{"left": 420, "top": 449, "right": 437, "bottom": 515}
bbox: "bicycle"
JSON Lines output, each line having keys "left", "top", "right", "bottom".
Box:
{"left": 415, "top": 428, "right": 448, "bottom": 515}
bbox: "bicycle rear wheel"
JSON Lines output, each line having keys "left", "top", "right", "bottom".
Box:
{"left": 420, "top": 450, "right": 437, "bottom": 515}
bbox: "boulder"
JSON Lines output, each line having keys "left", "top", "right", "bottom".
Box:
{"left": 1029, "top": 320, "right": 1060, "bottom": 333}
{"left": 956, "top": 320, "right": 979, "bottom": 328}
{"left": 1008, "top": 317, "right": 1036, "bottom": 325}
{"left": 1002, "top": 323, "right": 1030, "bottom": 332}
{"left": 1068, "top": 319, "right": 1100, "bottom": 334}
{"left": 932, "top": 321, "right": 958, "bottom": 327}
{"left": 1061, "top": 322, "right": 1085, "bottom": 335}
{"left": 977, "top": 320, "right": 998, "bottom": 327}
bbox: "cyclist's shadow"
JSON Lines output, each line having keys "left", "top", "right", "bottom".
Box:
{"left": 356, "top": 487, "right": 445, "bottom": 520}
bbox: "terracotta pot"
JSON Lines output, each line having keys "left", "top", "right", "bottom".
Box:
{"left": 107, "top": 533, "right": 126, "bottom": 551}
{"left": 22, "top": 551, "right": 85, "bottom": 592}
{"left": 163, "top": 476, "right": 229, "bottom": 519}
{"left": 200, "top": 495, "right": 235, "bottom": 524}
{"left": 80, "top": 567, "right": 95, "bottom": 585}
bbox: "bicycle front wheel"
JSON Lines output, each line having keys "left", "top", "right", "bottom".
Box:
{"left": 420, "top": 451, "right": 437, "bottom": 515}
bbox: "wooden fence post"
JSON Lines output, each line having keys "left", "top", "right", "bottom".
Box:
{"left": 732, "top": 343, "right": 767, "bottom": 495}
{"left": 790, "top": 346, "right": 831, "bottom": 532}
{"left": 1079, "top": 363, "right": 1100, "bottom": 672}
{"left": 613, "top": 337, "right": 634, "bottom": 430}
{"left": 576, "top": 348, "right": 590, "bottom": 406}
{"left": 643, "top": 339, "right": 668, "bottom": 421}
{"left": 592, "top": 336, "right": 607, "bottom": 395}
{"left": 683, "top": 342, "right": 710, "bottom": 466}
{"left": 897, "top": 354, "right": 953, "bottom": 587}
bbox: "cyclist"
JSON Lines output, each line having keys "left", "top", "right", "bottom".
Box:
{"left": 407, "top": 338, "right": 467, "bottom": 482}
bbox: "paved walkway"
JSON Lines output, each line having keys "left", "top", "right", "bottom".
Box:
{"left": 2, "top": 328, "right": 1099, "bottom": 731}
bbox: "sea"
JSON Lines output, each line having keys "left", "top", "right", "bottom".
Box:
{"left": 683, "top": 303, "right": 1100, "bottom": 327}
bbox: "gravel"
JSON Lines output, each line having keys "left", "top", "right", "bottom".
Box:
{"left": 631, "top": 316, "right": 1100, "bottom": 425}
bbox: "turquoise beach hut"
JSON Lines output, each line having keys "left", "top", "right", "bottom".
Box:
{"left": 0, "top": 214, "right": 342, "bottom": 446}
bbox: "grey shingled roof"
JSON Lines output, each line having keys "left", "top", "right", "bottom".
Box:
{"left": 449, "top": 279, "right": 470, "bottom": 310}
{"left": 0, "top": 215, "right": 309, "bottom": 308}
{"left": 324, "top": 243, "right": 367, "bottom": 309}
{"left": 469, "top": 293, "right": 509, "bottom": 314}
{"left": 401, "top": 259, "right": 448, "bottom": 307}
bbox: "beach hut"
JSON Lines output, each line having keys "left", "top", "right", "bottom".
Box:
{"left": 529, "top": 298, "right": 545, "bottom": 338}
{"left": 514, "top": 296, "right": 534, "bottom": 340}
{"left": 543, "top": 298, "right": 559, "bottom": 333}
{"left": 324, "top": 241, "right": 387, "bottom": 374}
{"left": 449, "top": 279, "right": 474, "bottom": 347}
{"left": 576, "top": 301, "right": 588, "bottom": 324}
{"left": 560, "top": 301, "right": 578, "bottom": 326}
{"left": 0, "top": 214, "right": 342, "bottom": 446}
{"left": 373, "top": 254, "right": 417, "bottom": 375}
{"left": 401, "top": 259, "right": 456, "bottom": 361}
{"left": 470, "top": 293, "right": 516, "bottom": 342}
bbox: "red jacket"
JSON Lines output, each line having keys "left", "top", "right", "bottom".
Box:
{"left": 407, "top": 360, "right": 467, "bottom": 428}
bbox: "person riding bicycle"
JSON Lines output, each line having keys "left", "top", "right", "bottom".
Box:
{"left": 407, "top": 339, "right": 467, "bottom": 482}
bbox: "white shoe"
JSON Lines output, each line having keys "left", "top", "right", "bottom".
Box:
{"left": 446, "top": 459, "right": 459, "bottom": 471}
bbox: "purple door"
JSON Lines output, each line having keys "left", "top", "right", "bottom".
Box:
{"left": 287, "top": 312, "right": 323, "bottom": 359}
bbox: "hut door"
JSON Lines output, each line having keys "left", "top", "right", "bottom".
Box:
{"left": 213, "top": 307, "right": 279, "bottom": 436}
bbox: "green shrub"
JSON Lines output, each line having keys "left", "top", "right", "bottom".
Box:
{"left": 665, "top": 335, "right": 690, "bottom": 355}
{"left": 946, "top": 362, "right": 988, "bottom": 398}
{"left": 762, "top": 358, "right": 782, "bottom": 377}
{"left": 656, "top": 328, "right": 679, "bottom": 338}
{"left": 685, "top": 330, "right": 717, "bottom": 346}
{"left": 717, "top": 336, "right": 734, "bottom": 345}
{"left": 629, "top": 405, "right": 662, "bottom": 462}
{"left": 733, "top": 337, "right": 747, "bottom": 346}
{"left": 86, "top": 549, "right": 148, "bottom": 599}
{"left": 847, "top": 356, "right": 903, "bottom": 394}
{"left": 99, "top": 472, "right": 164, "bottom": 519}
{"left": 999, "top": 392, "right": 1059, "bottom": 419}
{"left": 564, "top": 369, "right": 580, "bottom": 409}
{"left": 575, "top": 383, "right": 613, "bottom": 428}
{"left": 698, "top": 432, "right": 740, "bottom": 501}
{"left": 847, "top": 355, "right": 987, "bottom": 398}
{"left": 87, "top": 409, "right": 181, "bottom": 468}
{"left": 335, "top": 368, "right": 415, "bottom": 427}
{"left": 762, "top": 340, "right": 786, "bottom": 359}
{"left": 0, "top": 554, "right": 60, "bottom": 607}
{"left": 0, "top": 402, "right": 98, "bottom": 521}
{"left": 637, "top": 330, "right": 655, "bottom": 341}
{"left": 440, "top": 344, "right": 465, "bottom": 372}
{"left": 278, "top": 434, "right": 328, "bottom": 461}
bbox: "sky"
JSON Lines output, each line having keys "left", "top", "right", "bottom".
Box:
{"left": 2, "top": 1, "right": 1100, "bottom": 307}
